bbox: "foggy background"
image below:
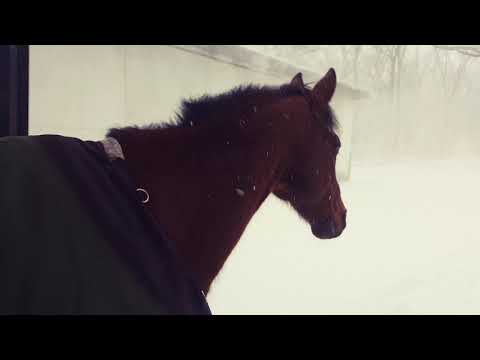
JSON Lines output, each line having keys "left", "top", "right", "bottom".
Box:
{"left": 29, "top": 45, "right": 480, "bottom": 314}
{"left": 243, "top": 45, "right": 480, "bottom": 162}
{"left": 208, "top": 45, "right": 480, "bottom": 314}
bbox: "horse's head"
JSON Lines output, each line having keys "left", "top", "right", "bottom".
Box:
{"left": 273, "top": 68, "right": 347, "bottom": 239}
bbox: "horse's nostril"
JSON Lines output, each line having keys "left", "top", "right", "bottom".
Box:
{"left": 317, "top": 217, "right": 329, "bottom": 226}
{"left": 330, "top": 221, "right": 336, "bottom": 235}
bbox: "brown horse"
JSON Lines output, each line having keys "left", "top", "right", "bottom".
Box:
{"left": 107, "top": 68, "right": 347, "bottom": 294}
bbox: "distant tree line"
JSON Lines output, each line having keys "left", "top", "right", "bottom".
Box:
{"left": 245, "top": 45, "right": 480, "bottom": 160}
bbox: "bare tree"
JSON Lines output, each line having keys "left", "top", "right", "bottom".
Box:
{"left": 433, "top": 45, "right": 480, "bottom": 58}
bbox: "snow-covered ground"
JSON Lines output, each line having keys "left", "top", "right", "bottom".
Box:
{"left": 207, "top": 158, "right": 480, "bottom": 314}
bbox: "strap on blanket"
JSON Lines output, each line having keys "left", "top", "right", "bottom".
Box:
{"left": 100, "top": 137, "right": 150, "bottom": 204}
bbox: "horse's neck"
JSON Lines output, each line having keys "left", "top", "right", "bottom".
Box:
{"left": 117, "top": 105, "right": 303, "bottom": 293}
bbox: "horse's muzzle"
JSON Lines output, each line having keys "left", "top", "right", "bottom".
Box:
{"left": 311, "top": 214, "right": 346, "bottom": 239}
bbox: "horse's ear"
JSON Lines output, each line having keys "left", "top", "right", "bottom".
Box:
{"left": 290, "top": 72, "right": 305, "bottom": 90}
{"left": 313, "top": 68, "right": 337, "bottom": 105}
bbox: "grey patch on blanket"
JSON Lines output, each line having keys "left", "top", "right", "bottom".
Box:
{"left": 101, "top": 137, "right": 125, "bottom": 161}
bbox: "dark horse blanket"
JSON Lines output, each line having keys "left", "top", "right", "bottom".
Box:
{"left": 0, "top": 135, "right": 211, "bottom": 315}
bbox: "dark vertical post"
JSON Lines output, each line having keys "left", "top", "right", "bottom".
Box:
{"left": 0, "top": 45, "right": 29, "bottom": 137}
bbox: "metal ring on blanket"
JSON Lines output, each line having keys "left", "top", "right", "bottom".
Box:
{"left": 136, "top": 188, "right": 150, "bottom": 204}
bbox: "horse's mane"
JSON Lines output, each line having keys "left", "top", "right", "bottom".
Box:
{"left": 107, "top": 82, "right": 338, "bottom": 139}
